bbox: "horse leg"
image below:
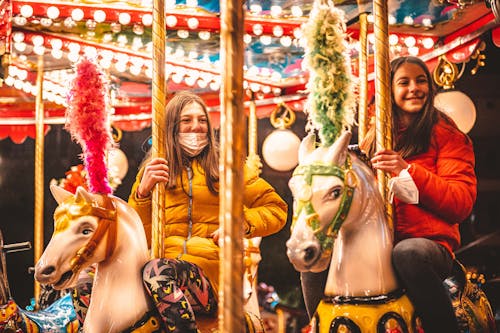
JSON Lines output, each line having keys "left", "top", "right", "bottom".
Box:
{"left": 300, "top": 270, "right": 328, "bottom": 319}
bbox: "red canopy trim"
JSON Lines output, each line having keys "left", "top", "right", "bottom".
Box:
{"left": 0, "top": 124, "right": 50, "bottom": 144}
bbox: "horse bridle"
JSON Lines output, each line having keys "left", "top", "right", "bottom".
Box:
{"left": 291, "top": 156, "right": 357, "bottom": 256}
{"left": 54, "top": 195, "right": 117, "bottom": 274}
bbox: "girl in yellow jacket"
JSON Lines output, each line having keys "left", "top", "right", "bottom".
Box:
{"left": 128, "top": 91, "right": 288, "bottom": 333}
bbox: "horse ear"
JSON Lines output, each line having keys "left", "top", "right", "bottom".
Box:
{"left": 50, "top": 184, "right": 73, "bottom": 204}
{"left": 298, "top": 134, "right": 316, "bottom": 164}
{"left": 327, "top": 131, "right": 352, "bottom": 165}
{"left": 75, "top": 186, "right": 96, "bottom": 204}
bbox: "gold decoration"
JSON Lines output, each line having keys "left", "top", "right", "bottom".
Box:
{"left": 269, "top": 103, "right": 296, "bottom": 129}
{"left": 345, "top": 170, "right": 358, "bottom": 188}
{"left": 470, "top": 41, "right": 486, "bottom": 75}
{"left": 432, "top": 55, "right": 465, "bottom": 90}
{"left": 111, "top": 125, "right": 123, "bottom": 143}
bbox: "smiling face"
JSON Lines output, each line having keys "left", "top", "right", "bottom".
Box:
{"left": 178, "top": 102, "right": 209, "bottom": 134}
{"left": 392, "top": 62, "right": 430, "bottom": 124}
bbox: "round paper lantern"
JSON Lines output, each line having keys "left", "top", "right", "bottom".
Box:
{"left": 262, "top": 129, "right": 301, "bottom": 171}
{"left": 434, "top": 90, "right": 476, "bottom": 133}
{"left": 107, "top": 148, "right": 129, "bottom": 180}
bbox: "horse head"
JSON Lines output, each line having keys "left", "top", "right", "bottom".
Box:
{"left": 286, "top": 131, "right": 383, "bottom": 273}
{"left": 34, "top": 185, "right": 148, "bottom": 290}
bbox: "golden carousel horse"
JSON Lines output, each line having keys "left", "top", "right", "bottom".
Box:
{"left": 33, "top": 185, "right": 264, "bottom": 333}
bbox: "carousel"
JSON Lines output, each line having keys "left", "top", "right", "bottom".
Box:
{"left": 1, "top": 0, "right": 500, "bottom": 332}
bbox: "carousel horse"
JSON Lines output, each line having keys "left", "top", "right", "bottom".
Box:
{"left": 34, "top": 185, "right": 265, "bottom": 333}
{"left": 286, "top": 131, "right": 496, "bottom": 333}
{"left": 243, "top": 237, "right": 265, "bottom": 333}
{"left": 0, "top": 230, "right": 79, "bottom": 333}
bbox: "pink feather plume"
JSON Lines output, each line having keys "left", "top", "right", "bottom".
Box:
{"left": 65, "top": 58, "right": 113, "bottom": 194}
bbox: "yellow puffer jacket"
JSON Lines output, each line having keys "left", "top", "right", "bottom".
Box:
{"left": 128, "top": 160, "right": 287, "bottom": 299}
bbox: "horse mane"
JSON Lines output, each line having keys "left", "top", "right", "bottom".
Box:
{"left": 348, "top": 144, "right": 373, "bottom": 171}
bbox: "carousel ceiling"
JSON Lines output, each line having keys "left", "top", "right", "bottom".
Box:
{"left": 0, "top": 0, "right": 499, "bottom": 142}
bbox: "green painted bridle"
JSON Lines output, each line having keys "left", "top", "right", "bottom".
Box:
{"left": 291, "top": 155, "right": 357, "bottom": 258}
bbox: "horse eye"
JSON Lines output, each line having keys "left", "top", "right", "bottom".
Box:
{"left": 326, "top": 187, "right": 342, "bottom": 200}
{"left": 82, "top": 228, "right": 92, "bottom": 235}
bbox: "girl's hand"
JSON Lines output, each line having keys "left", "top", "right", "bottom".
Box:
{"left": 137, "top": 158, "right": 169, "bottom": 198}
{"left": 371, "top": 149, "right": 409, "bottom": 176}
{"left": 210, "top": 229, "right": 221, "bottom": 246}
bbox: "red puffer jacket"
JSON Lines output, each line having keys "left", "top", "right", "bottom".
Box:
{"left": 394, "top": 117, "right": 477, "bottom": 256}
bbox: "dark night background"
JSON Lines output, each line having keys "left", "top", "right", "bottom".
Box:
{"left": 1, "top": 32, "right": 500, "bottom": 321}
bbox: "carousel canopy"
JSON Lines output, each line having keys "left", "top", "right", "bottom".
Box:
{"left": 0, "top": 0, "right": 499, "bottom": 142}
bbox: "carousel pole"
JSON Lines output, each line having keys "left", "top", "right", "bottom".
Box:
{"left": 373, "top": 0, "right": 393, "bottom": 230}
{"left": 357, "top": 7, "right": 369, "bottom": 143}
{"left": 246, "top": 91, "right": 262, "bottom": 174}
{"left": 33, "top": 54, "right": 44, "bottom": 305}
{"left": 219, "top": 0, "right": 245, "bottom": 331}
{"left": 150, "top": 0, "right": 166, "bottom": 258}
{"left": 248, "top": 92, "right": 257, "bottom": 158}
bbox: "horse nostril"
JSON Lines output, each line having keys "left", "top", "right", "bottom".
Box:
{"left": 41, "top": 266, "right": 56, "bottom": 276}
{"left": 304, "top": 246, "right": 317, "bottom": 262}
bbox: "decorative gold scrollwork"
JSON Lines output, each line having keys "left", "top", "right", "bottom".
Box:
{"left": 269, "top": 103, "right": 296, "bottom": 129}
{"left": 470, "top": 41, "right": 486, "bottom": 75}
{"left": 111, "top": 125, "right": 122, "bottom": 143}
{"left": 432, "top": 55, "right": 464, "bottom": 90}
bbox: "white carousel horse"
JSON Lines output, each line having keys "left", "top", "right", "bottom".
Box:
{"left": 34, "top": 185, "right": 154, "bottom": 333}
{"left": 243, "top": 237, "right": 264, "bottom": 332}
{"left": 286, "top": 131, "right": 496, "bottom": 332}
{"left": 34, "top": 185, "right": 264, "bottom": 333}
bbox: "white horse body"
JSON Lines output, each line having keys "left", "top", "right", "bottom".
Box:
{"left": 84, "top": 206, "right": 150, "bottom": 333}
{"left": 324, "top": 157, "right": 397, "bottom": 296}
{"left": 35, "top": 186, "right": 151, "bottom": 333}
{"left": 243, "top": 237, "right": 262, "bottom": 317}
{"left": 286, "top": 132, "right": 398, "bottom": 297}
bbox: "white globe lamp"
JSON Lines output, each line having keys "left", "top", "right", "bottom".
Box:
{"left": 108, "top": 147, "right": 129, "bottom": 180}
{"left": 434, "top": 90, "right": 476, "bottom": 133}
{"left": 262, "top": 129, "right": 301, "bottom": 171}
{"left": 261, "top": 103, "right": 301, "bottom": 172}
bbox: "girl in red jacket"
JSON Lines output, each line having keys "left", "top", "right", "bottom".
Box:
{"left": 367, "top": 56, "right": 477, "bottom": 332}
{"left": 301, "top": 56, "right": 476, "bottom": 333}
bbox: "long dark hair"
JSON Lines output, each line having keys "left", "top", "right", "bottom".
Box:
{"left": 142, "top": 91, "right": 219, "bottom": 194}
{"left": 360, "top": 56, "right": 440, "bottom": 159}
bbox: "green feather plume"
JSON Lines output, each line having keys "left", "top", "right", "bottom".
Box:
{"left": 303, "top": 0, "right": 356, "bottom": 146}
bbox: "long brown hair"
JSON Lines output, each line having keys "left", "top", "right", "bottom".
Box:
{"left": 142, "top": 91, "right": 219, "bottom": 194}
{"left": 360, "top": 56, "right": 439, "bottom": 159}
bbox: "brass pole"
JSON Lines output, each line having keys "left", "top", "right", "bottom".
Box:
{"left": 248, "top": 92, "right": 257, "bottom": 157}
{"left": 219, "top": 0, "right": 245, "bottom": 331}
{"left": 151, "top": 0, "right": 166, "bottom": 258}
{"left": 33, "top": 55, "right": 44, "bottom": 304}
{"left": 246, "top": 91, "right": 262, "bottom": 175}
{"left": 373, "top": 0, "right": 393, "bottom": 230}
{"left": 357, "top": 11, "right": 369, "bottom": 143}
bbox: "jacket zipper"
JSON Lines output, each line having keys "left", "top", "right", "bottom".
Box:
{"left": 182, "top": 165, "right": 193, "bottom": 255}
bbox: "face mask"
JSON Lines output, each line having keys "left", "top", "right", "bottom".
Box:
{"left": 178, "top": 132, "right": 209, "bottom": 157}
